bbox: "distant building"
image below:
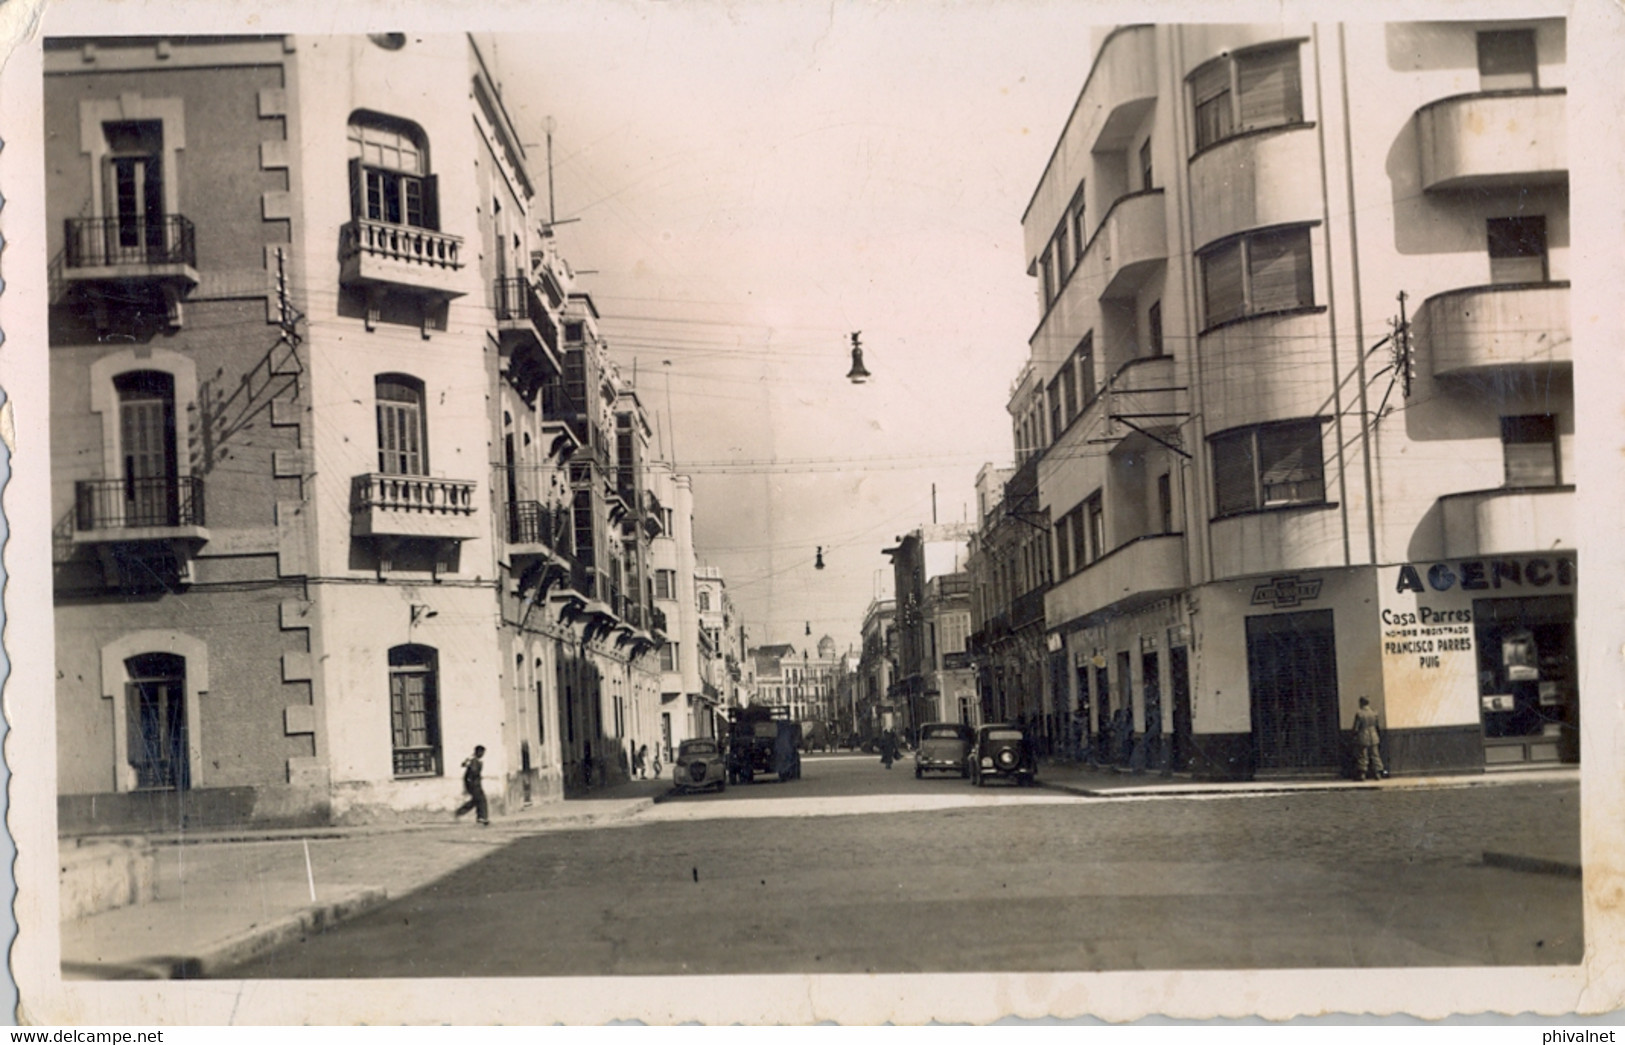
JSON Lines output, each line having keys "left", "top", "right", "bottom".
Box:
{"left": 883, "top": 524, "right": 973, "bottom": 739}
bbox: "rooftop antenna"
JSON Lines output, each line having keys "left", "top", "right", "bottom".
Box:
{"left": 545, "top": 116, "right": 557, "bottom": 226}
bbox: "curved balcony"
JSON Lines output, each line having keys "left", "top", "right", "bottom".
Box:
{"left": 1439, "top": 485, "right": 1574, "bottom": 559}
{"left": 1188, "top": 126, "right": 1320, "bottom": 250}
{"left": 339, "top": 220, "right": 466, "bottom": 300}
{"left": 1417, "top": 281, "right": 1570, "bottom": 379}
{"left": 1023, "top": 25, "right": 1155, "bottom": 242}
{"left": 1084, "top": 25, "right": 1158, "bottom": 153}
{"left": 1095, "top": 190, "right": 1167, "bottom": 300}
{"left": 1100, "top": 355, "right": 1179, "bottom": 448}
{"left": 1415, "top": 89, "right": 1566, "bottom": 194}
{"left": 1046, "top": 532, "right": 1186, "bottom": 628}
{"left": 351, "top": 473, "right": 481, "bottom": 540}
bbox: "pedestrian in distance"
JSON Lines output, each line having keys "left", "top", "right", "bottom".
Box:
{"left": 1353, "top": 697, "right": 1388, "bottom": 780}
{"left": 633, "top": 742, "right": 647, "bottom": 780}
{"left": 456, "top": 745, "right": 490, "bottom": 825}
{"left": 880, "top": 730, "right": 897, "bottom": 769}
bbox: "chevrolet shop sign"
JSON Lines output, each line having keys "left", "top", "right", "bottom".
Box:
{"left": 1251, "top": 576, "right": 1324, "bottom": 609}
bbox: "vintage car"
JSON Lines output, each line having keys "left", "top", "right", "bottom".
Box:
{"left": 914, "top": 722, "right": 974, "bottom": 778}
{"left": 672, "top": 738, "right": 727, "bottom": 793}
{"left": 969, "top": 724, "right": 1037, "bottom": 787}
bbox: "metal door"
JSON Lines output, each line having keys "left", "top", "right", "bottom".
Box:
{"left": 1246, "top": 610, "right": 1340, "bottom": 771}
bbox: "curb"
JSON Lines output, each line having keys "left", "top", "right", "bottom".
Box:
{"left": 181, "top": 886, "right": 390, "bottom": 978}
{"left": 1482, "top": 850, "right": 1582, "bottom": 879}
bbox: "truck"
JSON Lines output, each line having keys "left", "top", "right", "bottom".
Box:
{"left": 726, "top": 705, "right": 802, "bottom": 784}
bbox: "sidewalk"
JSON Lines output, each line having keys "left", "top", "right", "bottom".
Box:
{"left": 1034, "top": 757, "right": 1582, "bottom": 878}
{"left": 59, "top": 777, "right": 671, "bottom": 980}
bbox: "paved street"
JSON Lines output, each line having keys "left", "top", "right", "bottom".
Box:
{"left": 219, "top": 754, "right": 1581, "bottom": 977}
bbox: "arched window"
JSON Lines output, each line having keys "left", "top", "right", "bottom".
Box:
{"left": 348, "top": 112, "right": 437, "bottom": 230}
{"left": 376, "top": 374, "right": 427, "bottom": 475}
{"left": 389, "top": 644, "right": 441, "bottom": 777}
{"left": 125, "top": 652, "right": 188, "bottom": 790}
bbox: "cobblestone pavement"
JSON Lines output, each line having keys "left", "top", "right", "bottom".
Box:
{"left": 221, "top": 769, "right": 1580, "bottom": 978}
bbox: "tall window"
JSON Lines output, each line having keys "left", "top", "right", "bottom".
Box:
{"left": 1039, "top": 246, "right": 1056, "bottom": 308}
{"left": 1502, "top": 415, "right": 1559, "bottom": 487}
{"left": 655, "top": 569, "right": 676, "bottom": 600}
{"left": 1200, "top": 226, "right": 1314, "bottom": 329}
{"left": 1191, "top": 44, "right": 1303, "bottom": 152}
{"left": 1487, "top": 216, "right": 1548, "bottom": 284}
{"left": 659, "top": 642, "right": 678, "bottom": 672}
{"left": 1158, "top": 473, "right": 1173, "bottom": 533}
{"left": 698, "top": 590, "right": 712, "bottom": 612}
{"left": 1085, "top": 492, "right": 1105, "bottom": 563}
{"left": 104, "top": 121, "right": 165, "bottom": 261}
{"left": 1147, "top": 301, "right": 1164, "bottom": 357}
{"left": 1061, "top": 356, "right": 1079, "bottom": 421}
{"left": 126, "top": 652, "right": 187, "bottom": 790}
{"left": 1069, "top": 184, "right": 1087, "bottom": 264}
{"left": 1211, "top": 420, "right": 1326, "bottom": 517}
{"left": 389, "top": 644, "right": 441, "bottom": 777}
{"left": 1076, "top": 333, "right": 1096, "bottom": 406}
{"left": 1139, "top": 138, "right": 1154, "bottom": 191}
{"left": 1047, "top": 376, "right": 1064, "bottom": 441}
{"left": 116, "top": 371, "right": 179, "bottom": 527}
{"left": 376, "top": 375, "right": 428, "bottom": 475}
{"left": 348, "top": 113, "right": 438, "bottom": 230}
{"left": 1478, "top": 30, "right": 1538, "bottom": 91}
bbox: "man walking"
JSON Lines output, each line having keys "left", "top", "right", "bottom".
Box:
{"left": 456, "top": 744, "right": 490, "bottom": 824}
{"left": 1352, "top": 698, "right": 1387, "bottom": 781}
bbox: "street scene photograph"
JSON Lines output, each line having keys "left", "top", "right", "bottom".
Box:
{"left": 9, "top": 0, "right": 1625, "bottom": 1028}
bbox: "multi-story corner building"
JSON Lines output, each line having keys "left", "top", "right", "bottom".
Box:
{"left": 967, "top": 460, "right": 1059, "bottom": 739}
{"left": 648, "top": 461, "right": 715, "bottom": 759}
{"left": 694, "top": 565, "right": 741, "bottom": 719}
{"left": 47, "top": 33, "right": 668, "bottom": 830}
{"left": 856, "top": 598, "right": 897, "bottom": 740}
{"left": 884, "top": 524, "right": 974, "bottom": 739}
{"left": 1020, "top": 20, "right": 1573, "bottom": 779}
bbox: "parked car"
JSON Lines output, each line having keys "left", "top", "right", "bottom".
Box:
{"left": 914, "top": 722, "right": 974, "bottom": 778}
{"left": 969, "top": 724, "right": 1037, "bottom": 787}
{"left": 673, "top": 738, "right": 727, "bottom": 793}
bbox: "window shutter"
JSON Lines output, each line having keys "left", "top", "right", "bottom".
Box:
{"left": 1237, "top": 46, "right": 1302, "bottom": 129}
{"left": 1212, "top": 430, "right": 1257, "bottom": 515}
{"left": 1191, "top": 60, "right": 1233, "bottom": 149}
{"left": 423, "top": 173, "right": 441, "bottom": 231}
{"left": 1257, "top": 423, "right": 1324, "bottom": 504}
{"left": 1248, "top": 227, "right": 1313, "bottom": 313}
{"left": 1201, "top": 242, "right": 1245, "bottom": 326}
{"left": 348, "top": 157, "right": 362, "bottom": 220}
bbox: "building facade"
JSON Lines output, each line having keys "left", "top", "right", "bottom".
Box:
{"left": 1018, "top": 20, "right": 1574, "bottom": 779}
{"left": 47, "top": 33, "right": 677, "bottom": 830}
{"left": 884, "top": 524, "right": 974, "bottom": 740}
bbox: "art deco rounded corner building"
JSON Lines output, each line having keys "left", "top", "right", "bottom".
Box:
{"left": 973, "top": 19, "right": 1574, "bottom": 780}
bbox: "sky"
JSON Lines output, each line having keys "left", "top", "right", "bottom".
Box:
{"left": 487, "top": 4, "right": 1099, "bottom": 652}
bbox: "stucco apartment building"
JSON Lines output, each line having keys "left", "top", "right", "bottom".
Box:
{"left": 47, "top": 33, "right": 670, "bottom": 830}
{"left": 1011, "top": 20, "right": 1574, "bottom": 779}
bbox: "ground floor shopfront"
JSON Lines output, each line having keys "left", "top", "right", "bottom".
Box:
{"left": 1051, "top": 552, "right": 1578, "bottom": 780}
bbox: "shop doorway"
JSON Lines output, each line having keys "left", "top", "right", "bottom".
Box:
{"left": 1473, "top": 594, "right": 1576, "bottom": 765}
{"left": 1246, "top": 610, "right": 1341, "bottom": 773}
{"left": 1169, "top": 645, "right": 1192, "bottom": 772}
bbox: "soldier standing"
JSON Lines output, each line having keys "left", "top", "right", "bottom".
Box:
{"left": 1352, "top": 698, "right": 1388, "bottom": 780}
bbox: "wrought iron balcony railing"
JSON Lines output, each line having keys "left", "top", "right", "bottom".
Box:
{"left": 63, "top": 215, "right": 197, "bottom": 270}
{"left": 75, "top": 476, "right": 205, "bottom": 532}
{"left": 507, "top": 500, "right": 573, "bottom": 556}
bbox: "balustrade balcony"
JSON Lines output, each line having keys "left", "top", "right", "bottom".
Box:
{"left": 351, "top": 473, "right": 481, "bottom": 541}
{"left": 339, "top": 219, "right": 466, "bottom": 300}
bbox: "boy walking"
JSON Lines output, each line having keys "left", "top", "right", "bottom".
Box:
{"left": 456, "top": 744, "right": 490, "bottom": 824}
{"left": 1352, "top": 698, "right": 1387, "bottom": 780}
